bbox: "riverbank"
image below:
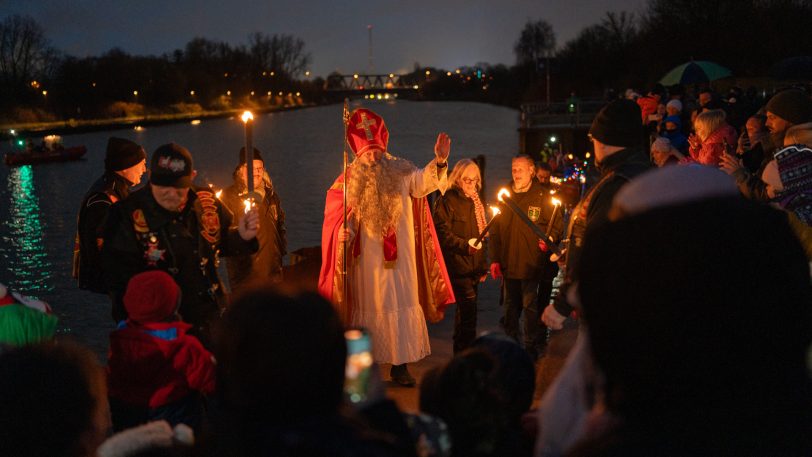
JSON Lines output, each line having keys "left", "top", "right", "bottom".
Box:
{"left": 0, "top": 102, "right": 319, "bottom": 140}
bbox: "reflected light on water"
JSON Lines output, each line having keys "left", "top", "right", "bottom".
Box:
{"left": 2, "top": 165, "right": 52, "bottom": 292}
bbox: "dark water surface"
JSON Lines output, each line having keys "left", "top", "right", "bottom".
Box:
{"left": 0, "top": 100, "right": 519, "bottom": 356}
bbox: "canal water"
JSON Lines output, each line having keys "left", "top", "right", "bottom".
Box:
{"left": 0, "top": 100, "right": 520, "bottom": 356}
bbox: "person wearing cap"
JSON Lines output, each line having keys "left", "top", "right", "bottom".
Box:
{"left": 74, "top": 137, "right": 147, "bottom": 293}
{"left": 107, "top": 270, "right": 215, "bottom": 431}
{"left": 102, "top": 143, "right": 259, "bottom": 335}
{"left": 721, "top": 88, "right": 812, "bottom": 201}
{"left": 221, "top": 147, "right": 286, "bottom": 296}
{"left": 318, "top": 108, "right": 455, "bottom": 386}
{"left": 541, "top": 99, "right": 650, "bottom": 332}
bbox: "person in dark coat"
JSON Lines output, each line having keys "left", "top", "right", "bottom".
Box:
{"left": 568, "top": 187, "right": 812, "bottom": 456}
{"left": 489, "top": 155, "right": 564, "bottom": 360}
{"left": 433, "top": 158, "right": 489, "bottom": 353}
{"left": 74, "top": 137, "right": 146, "bottom": 293}
{"left": 102, "top": 143, "right": 259, "bottom": 339}
{"left": 221, "top": 147, "right": 286, "bottom": 296}
{"left": 542, "top": 99, "right": 651, "bottom": 331}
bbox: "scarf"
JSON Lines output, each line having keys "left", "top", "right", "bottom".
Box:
{"left": 468, "top": 191, "right": 487, "bottom": 236}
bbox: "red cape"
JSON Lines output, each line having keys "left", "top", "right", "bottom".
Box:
{"left": 318, "top": 172, "right": 455, "bottom": 324}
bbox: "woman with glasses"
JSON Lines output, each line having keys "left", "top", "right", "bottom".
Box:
{"left": 432, "top": 159, "right": 489, "bottom": 353}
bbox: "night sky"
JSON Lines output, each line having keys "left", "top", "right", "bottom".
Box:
{"left": 3, "top": 0, "right": 647, "bottom": 77}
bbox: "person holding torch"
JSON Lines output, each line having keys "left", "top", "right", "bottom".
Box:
{"left": 489, "top": 155, "right": 564, "bottom": 361}
{"left": 102, "top": 143, "right": 260, "bottom": 342}
{"left": 433, "top": 158, "right": 491, "bottom": 353}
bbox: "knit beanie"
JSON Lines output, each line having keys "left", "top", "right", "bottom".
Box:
{"left": 105, "top": 138, "right": 146, "bottom": 172}
{"left": 123, "top": 270, "right": 180, "bottom": 324}
{"left": 774, "top": 145, "right": 812, "bottom": 193}
{"left": 239, "top": 147, "right": 264, "bottom": 165}
{"left": 766, "top": 89, "right": 812, "bottom": 125}
{"left": 666, "top": 99, "right": 683, "bottom": 113}
{"left": 611, "top": 165, "right": 738, "bottom": 217}
{"left": 589, "top": 99, "right": 643, "bottom": 148}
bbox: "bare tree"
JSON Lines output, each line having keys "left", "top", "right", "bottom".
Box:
{"left": 248, "top": 32, "right": 311, "bottom": 78}
{"left": 0, "top": 15, "right": 57, "bottom": 87}
{"left": 514, "top": 19, "right": 556, "bottom": 68}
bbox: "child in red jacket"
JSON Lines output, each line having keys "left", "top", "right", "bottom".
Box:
{"left": 107, "top": 270, "right": 215, "bottom": 431}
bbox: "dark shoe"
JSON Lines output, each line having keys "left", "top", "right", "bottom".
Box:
{"left": 390, "top": 364, "right": 416, "bottom": 387}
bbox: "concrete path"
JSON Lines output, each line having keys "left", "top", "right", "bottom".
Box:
{"left": 379, "top": 279, "right": 578, "bottom": 413}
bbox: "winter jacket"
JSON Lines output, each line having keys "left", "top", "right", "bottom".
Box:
{"left": 107, "top": 320, "right": 215, "bottom": 409}
{"left": 489, "top": 180, "right": 564, "bottom": 280}
{"left": 432, "top": 187, "right": 488, "bottom": 279}
{"left": 221, "top": 181, "right": 287, "bottom": 293}
{"left": 74, "top": 172, "right": 131, "bottom": 293}
{"left": 553, "top": 147, "right": 651, "bottom": 317}
{"left": 689, "top": 124, "right": 738, "bottom": 165}
{"left": 102, "top": 186, "right": 258, "bottom": 327}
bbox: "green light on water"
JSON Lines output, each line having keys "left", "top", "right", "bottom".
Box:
{"left": 4, "top": 165, "right": 52, "bottom": 293}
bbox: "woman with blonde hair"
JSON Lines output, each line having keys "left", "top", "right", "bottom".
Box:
{"left": 433, "top": 158, "right": 489, "bottom": 353}
{"left": 687, "top": 109, "right": 738, "bottom": 165}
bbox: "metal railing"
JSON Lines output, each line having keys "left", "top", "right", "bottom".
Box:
{"left": 520, "top": 100, "right": 607, "bottom": 128}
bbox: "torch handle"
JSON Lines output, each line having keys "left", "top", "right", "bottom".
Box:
{"left": 502, "top": 196, "right": 562, "bottom": 256}
{"left": 245, "top": 121, "right": 254, "bottom": 194}
{"left": 474, "top": 217, "right": 497, "bottom": 246}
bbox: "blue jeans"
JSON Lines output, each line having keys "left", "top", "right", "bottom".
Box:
{"left": 503, "top": 278, "right": 546, "bottom": 358}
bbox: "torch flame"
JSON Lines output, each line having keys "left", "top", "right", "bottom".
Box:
{"left": 243, "top": 198, "right": 252, "bottom": 214}
{"left": 489, "top": 206, "right": 501, "bottom": 217}
{"left": 215, "top": 190, "right": 222, "bottom": 199}
{"left": 497, "top": 188, "right": 510, "bottom": 202}
{"left": 551, "top": 197, "right": 562, "bottom": 207}
{"left": 241, "top": 111, "right": 254, "bottom": 123}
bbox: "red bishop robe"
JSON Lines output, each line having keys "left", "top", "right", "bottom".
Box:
{"left": 318, "top": 158, "right": 455, "bottom": 364}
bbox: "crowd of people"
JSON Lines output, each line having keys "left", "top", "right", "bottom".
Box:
{"left": 1, "top": 84, "right": 811, "bottom": 456}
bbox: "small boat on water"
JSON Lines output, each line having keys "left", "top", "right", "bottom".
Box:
{"left": 4, "top": 135, "right": 87, "bottom": 166}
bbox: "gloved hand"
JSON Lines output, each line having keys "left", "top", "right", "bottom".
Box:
{"left": 490, "top": 262, "right": 502, "bottom": 279}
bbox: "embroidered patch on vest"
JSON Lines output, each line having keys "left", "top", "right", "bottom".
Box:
{"left": 132, "top": 209, "right": 149, "bottom": 233}
{"left": 527, "top": 206, "right": 541, "bottom": 222}
{"left": 196, "top": 190, "right": 221, "bottom": 244}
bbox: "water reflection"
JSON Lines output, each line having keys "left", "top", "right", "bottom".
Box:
{"left": 2, "top": 165, "right": 52, "bottom": 292}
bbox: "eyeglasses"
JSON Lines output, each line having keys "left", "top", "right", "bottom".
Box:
{"left": 461, "top": 177, "right": 480, "bottom": 185}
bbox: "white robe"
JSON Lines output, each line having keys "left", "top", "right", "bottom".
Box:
{"left": 348, "top": 159, "right": 448, "bottom": 365}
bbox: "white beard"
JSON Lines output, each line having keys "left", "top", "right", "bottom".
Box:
{"left": 347, "top": 155, "right": 415, "bottom": 236}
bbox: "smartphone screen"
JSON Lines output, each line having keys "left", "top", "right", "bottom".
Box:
{"left": 344, "top": 328, "right": 373, "bottom": 403}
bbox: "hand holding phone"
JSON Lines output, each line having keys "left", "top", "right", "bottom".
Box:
{"left": 344, "top": 329, "right": 374, "bottom": 404}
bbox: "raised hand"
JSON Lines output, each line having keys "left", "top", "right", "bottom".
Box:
{"left": 434, "top": 132, "right": 451, "bottom": 163}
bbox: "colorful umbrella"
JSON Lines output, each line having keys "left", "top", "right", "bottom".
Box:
{"left": 660, "top": 61, "right": 732, "bottom": 85}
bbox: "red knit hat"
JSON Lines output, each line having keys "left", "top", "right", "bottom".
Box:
{"left": 123, "top": 270, "right": 180, "bottom": 323}
{"left": 346, "top": 108, "right": 388, "bottom": 156}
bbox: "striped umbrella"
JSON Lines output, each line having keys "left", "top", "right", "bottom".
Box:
{"left": 660, "top": 61, "right": 732, "bottom": 85}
